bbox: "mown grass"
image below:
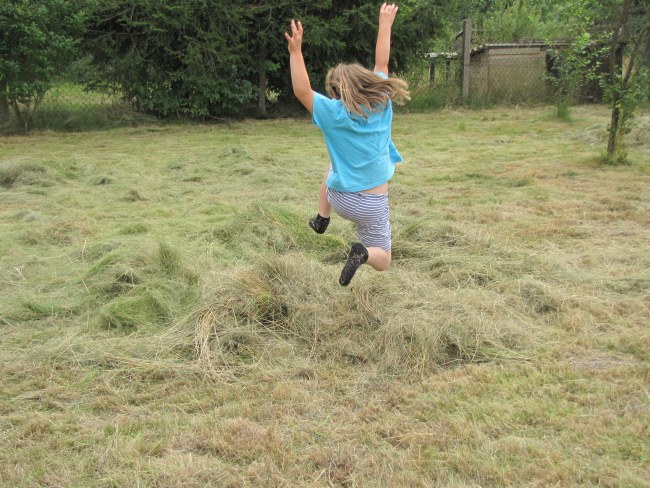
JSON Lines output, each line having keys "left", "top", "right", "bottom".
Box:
{"left": 1, "top": 105, "right": 649, "bottom": 487}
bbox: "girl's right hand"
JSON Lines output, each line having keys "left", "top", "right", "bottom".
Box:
{"left": 284, "top": 19, "right": 303, "bottom": 53}
{"left": 379, "top": 3, "right": 398, "bottom": 27}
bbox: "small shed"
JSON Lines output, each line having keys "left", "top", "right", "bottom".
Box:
{"left": 468, "top": 43, "right": 550, "bottom": 101}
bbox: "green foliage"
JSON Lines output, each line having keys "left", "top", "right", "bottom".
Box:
{"left": 85, "top": 0, "right": 253, "bottom": 118}
{"left": 0, "top": 0, "right": 86, "bottom": 131}
{"left": 432, "top": 0, "right": 569, "bottom": 49}
{"left": 84, "top": 0, "right": 441, "bottom": 118}
{"left": 479, "top": 0, "right": 546, "bottom": 43}
{"left": 587, "top": 0, "right": 650, "bottom": 158}
{"left": 545, "top": 33, "right": 604, "bottom": 118}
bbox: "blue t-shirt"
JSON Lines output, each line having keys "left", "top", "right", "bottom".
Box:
{"left": 312, "top": 72, "right": 403, "bottom": 192}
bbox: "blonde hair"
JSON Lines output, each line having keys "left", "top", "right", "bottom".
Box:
{"left": 325, "top": 63, "right": 410, "bottom": 118}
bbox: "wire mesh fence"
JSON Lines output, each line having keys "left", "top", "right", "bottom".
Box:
{"left": 426, "top": 42, "right": 556, "bottom": 106}
{"left": 468, "top": 43, "right": 551, "bottom": 103}
{"left": 39, "top": 83, "right": 125, "bottom": 112}
{"left": 12, "top": 44, "right": 562, "bottom": 130}
{"left": 13, "top": 82, "right": 141, "bottom": 131}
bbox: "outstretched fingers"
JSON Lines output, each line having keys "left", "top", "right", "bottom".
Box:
{"left": 380, "top": 3, "right": 398, "bottom": 14}
{"left": 379, "top": 3, "right": 399, "bottom": 25}
{"left": 288, "top": 19, "right": 303, "bottom": 37}
{"left": 284, "top": 19, "right": 304, "bottom": 52}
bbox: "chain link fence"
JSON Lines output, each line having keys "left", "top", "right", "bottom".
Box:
{"left": 426, "top": 42, "right": 557, "bottom": 106}
{"left": 27, "top": 81, "right": 136, "bottom": 130}
{"left": 14, "top": 40, "right": 595, "bottom": 129}
{"left": 468, "top": 43, "right": 552, "bottom": 103}
{"left": 421, "top": 20, "right": 575, "bottom": 106}
{"left": 39, "top": 83, "right": 124, "bottom": 112}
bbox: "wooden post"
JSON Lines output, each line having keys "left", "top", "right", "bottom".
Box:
{"left": 429, "top": 58, "right": 435, "bottom": 82}
{"left": 461, "top": 19, "right": 472, "bottom": 99}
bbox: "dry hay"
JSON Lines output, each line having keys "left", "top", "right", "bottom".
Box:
{"left": 172, "top": 252, "right": 535, "bottom": 376}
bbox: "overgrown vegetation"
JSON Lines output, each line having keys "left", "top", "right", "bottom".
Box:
{"left": 0, "top": 0, "right": 86, "bottom": 130}
{"left": 1, "top": 106, "right": 648, "bottom": 486}
{"left": 84, "top": 0, "right": 438, "bottom": 118}
{"left": 3, "top": 0, "right": 648, "bottom": 159}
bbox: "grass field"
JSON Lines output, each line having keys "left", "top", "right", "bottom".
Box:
{"left": 1, "top": 105, "right": 649, "bottom": 487}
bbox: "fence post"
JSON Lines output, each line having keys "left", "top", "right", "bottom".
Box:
{"left": 461, "top": 19, "right": 472, "bottom": 99}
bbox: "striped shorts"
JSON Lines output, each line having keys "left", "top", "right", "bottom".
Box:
{"left": 327, "top": 188, "right": 392, "bottom": 251}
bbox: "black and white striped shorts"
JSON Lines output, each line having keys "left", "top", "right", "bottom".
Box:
{"left": 327, "top": 187, "right": 392, "bottom": 251}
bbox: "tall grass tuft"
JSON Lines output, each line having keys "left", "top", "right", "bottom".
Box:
{"left": 0, "top": 161, "right": 49, "bottom": 187}
{"left": 170, "top": 252, "right": 533, "bottom": 376}
{"left": 84, "top": 240, "right": 199, "bottom": 330}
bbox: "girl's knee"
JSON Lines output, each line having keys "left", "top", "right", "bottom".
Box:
{"left": 367, "top": 248, "right": 391, "bottom": 271}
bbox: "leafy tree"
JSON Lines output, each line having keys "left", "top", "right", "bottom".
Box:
{"left": 550, "top": 0, "right": 649, "bottom": 161}
{"left": 85, "top": 0, "right": 255, "bottom": 118}
{"left": 598, "top": 0, "right": 649, "bottom": 162}
{"left": 0, "top": 0, "right": 85, "bottom": 130}
{"left": 479, "top": 0, "right": 546, "bottom": 43}
{"left": 85, "top": 0, "right": 441, "bottom": 118}
{"left": 545, "top": 32, "right": 604, "bottom": 119}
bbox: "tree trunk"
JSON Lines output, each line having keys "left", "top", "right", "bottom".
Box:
{"left": 607, "top": 101, "right": 622, "bottom": 156}
{"left": 258, "top": 45, "right": 267, "bottom": 116}
{"left": 605, "top": 0, "right": 631, "bottom": 158}
{"left": 607, "top": 44, "right": 625, "bottom": 156}
{"left": 0, "top": 81, "right": 9, "bottom": 124}
{"left": 12, "top": 100, "right": 24, "bottom": 131}
{"left": 258, "top": 68, "right": 267, "bottom": 115}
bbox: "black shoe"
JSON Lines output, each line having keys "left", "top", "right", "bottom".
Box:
{"left": 309, "top": 214, "right": 330, "bottom": 234}
{"left": 339, "top": 243, "right": 368, "bottom": 286}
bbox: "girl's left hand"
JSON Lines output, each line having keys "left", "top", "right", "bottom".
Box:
{"left": 284, "top": 19, "right": 304, "bottom": 53}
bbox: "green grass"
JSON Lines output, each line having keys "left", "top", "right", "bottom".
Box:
{"left": 1, "top": 105, "right": 649, "bottom": 487}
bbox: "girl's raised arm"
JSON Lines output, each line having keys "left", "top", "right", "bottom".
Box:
{"left": 285, "top": 19, "right": 314, "bottom": 113}
{"left": 374, "top": 3, "right": 398, "bottom": 76}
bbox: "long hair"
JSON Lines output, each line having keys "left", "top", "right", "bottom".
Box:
{"left": 325, "top": 63, "right": 410, "bottom": 118}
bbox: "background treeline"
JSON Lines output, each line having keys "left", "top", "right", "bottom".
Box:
{"left": 83, "top": 0, "right": 438, "bottom": 118}
{"left": 1, "top": 0, "right": 648, "bottom": 126}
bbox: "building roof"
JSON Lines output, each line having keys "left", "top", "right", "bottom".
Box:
{"left": 426, "top": 41, "right": 570, "bottom": 59}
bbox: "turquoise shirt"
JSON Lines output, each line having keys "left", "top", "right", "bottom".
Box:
{"left": 312, "top": 72, "right": 402, "bottom": 192}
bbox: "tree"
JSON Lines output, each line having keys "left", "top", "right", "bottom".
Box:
{"left": 504, "top": 0, "right": 648, "bottom": 161}
{"left": 553, "top": 0, "right": 649, "bottom": 162}
{"left": 85, "top": 0, "right": 255, "bottom": 118}
{"left": 545, "top": 33, "right": 604, "bottom": 119}
{"left": 85, "top": 0, "right": 441, "bottom": 119}
{"left": 0, "top": 0, "right": 85, "bottom": 131}
{"left": 600, "top": 0, "right": 649, "bottom": 162}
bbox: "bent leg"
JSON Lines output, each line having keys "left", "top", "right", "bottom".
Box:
{"left": 339, "top": 244, "right": 391, "bottom": 286}
{"left": 366, "top": 247, "right": 391, "bottom": 271}
{"left": 309, "top": 169, "right": 332, "bottom": 234}
{"left": 318, "top": 169, "right": 331, "bottom": 218}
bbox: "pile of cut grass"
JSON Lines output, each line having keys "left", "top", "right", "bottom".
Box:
{"left": 84, "top": 240, "right": 199, "bottom": 330}
{"left": 180, "top": 251, "right": 531, "bottom": 375}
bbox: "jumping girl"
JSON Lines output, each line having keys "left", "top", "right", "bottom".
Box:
{"left": 285, "top": 3, "right": 410, "bottom": 286}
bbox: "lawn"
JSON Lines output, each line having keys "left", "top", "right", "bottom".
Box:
{"left": 1, "top": 105, "right": 649, "bottom": 487}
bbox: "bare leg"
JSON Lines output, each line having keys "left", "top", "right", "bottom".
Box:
{"left": 310, "top": 170, "right": 332, "bottom": 234}
{"left": 366, "top": 247, "right": 391, "bottom": 271}
{"left": 339, "top": 244, "right": 392, "bottom": 286}
{"left": 318, "top": 169, "right": 331, "bottom": 218}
